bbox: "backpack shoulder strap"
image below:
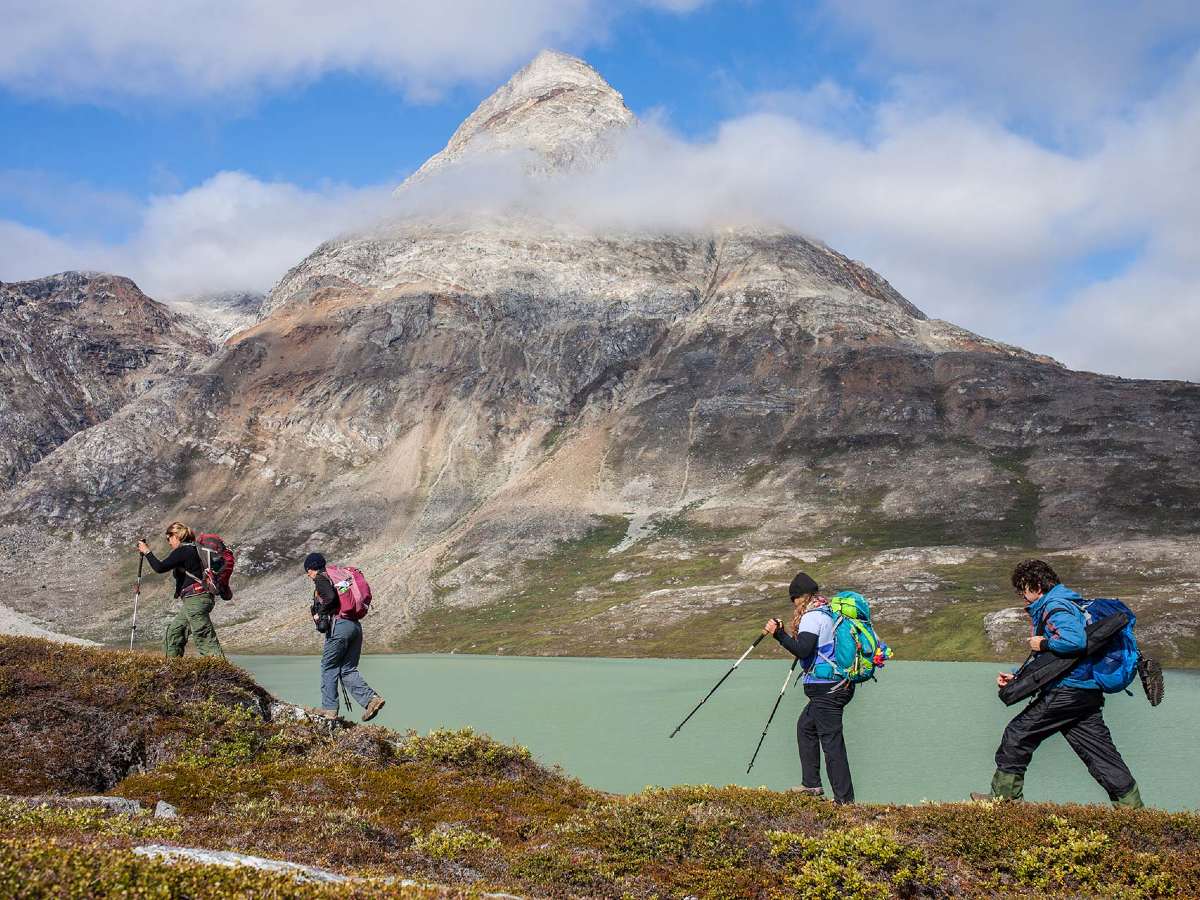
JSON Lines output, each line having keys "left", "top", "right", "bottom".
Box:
{"left": 1037, "top": 598, "right": 1083, "bottom": 638}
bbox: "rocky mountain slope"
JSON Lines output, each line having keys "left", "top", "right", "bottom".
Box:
{"left": 1, "top": 52, "right": 1198, "bottom": 662}
{"left": 0, "top": 272, "right": 213, "bottom": 488}
{"left": 163, "top": 290, "right": 264, "bottom": 344}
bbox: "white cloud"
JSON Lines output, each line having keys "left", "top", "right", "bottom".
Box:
{"left": 0, "top": 0, "right": 696, "bottom": 102}
{"left": 822, "top": 0, "right": 1200, "bottom": 131}
{"left": 2, "top": 3, "right": 1197, "bottom": 382}
{"left": 0, "top": 220, "right": 99, "bottom": 279}
{"left": 5, "top": 69, "right": 1197, "bottom": 382}
{"left": 0, "top": 172, "right": 397, "bottom": 299}
{"left": 389, "top": 53, "right": 1200, "bottom": 382}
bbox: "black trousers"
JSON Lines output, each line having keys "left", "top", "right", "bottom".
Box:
{"left": 995, "top": 686, "right": 1136, "bottom": 801}
{"left": 797, "top": 682, "right": 855, "bottom": 803}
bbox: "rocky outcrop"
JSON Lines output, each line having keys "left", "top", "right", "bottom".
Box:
{"left": 164, "top": 290, "right": 264, "bottom": 344}
{"left": 0, "top": 272, "right": 213, "bottom": 486}
{"left": 133, "top": 846, "right": 349, "bottom": 884}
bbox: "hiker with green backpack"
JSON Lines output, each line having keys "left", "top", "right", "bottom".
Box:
{"left": 763, "top": 572, "right": 891, "bottom": 804}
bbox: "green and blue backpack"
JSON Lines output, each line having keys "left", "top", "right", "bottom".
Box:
{"left": 812, "top": 591, "right": 893, "bottom": 684}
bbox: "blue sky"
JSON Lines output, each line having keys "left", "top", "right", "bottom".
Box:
{"left": 0, "top": 2, "right": 865, "bottom": 237}
{"left": 1, "top": 1, "right": 1198, "bottom": 380}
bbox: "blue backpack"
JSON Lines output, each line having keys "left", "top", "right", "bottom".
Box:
{"left": 810, "top": 591, "right": 892, "bottom": 685}
{"left": 1078, "top": 598, "right": 1140, "bottom": 693}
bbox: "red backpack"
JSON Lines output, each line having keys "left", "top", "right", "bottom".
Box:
{"left": 193, "top": 534, "right": 235, "bottom": 601}
{"left": 323, "top": 564, "right": 371, "bottom": 621}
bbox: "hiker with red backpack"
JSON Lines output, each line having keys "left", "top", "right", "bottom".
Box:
{"left": 972, "top": 559, "right": 1149, "bottom": 807}
{"left": 137, "top": 522, "right": 226, "bottom": 658}
{"left": 305, "top": 552, "right": 386, "bottom": 722}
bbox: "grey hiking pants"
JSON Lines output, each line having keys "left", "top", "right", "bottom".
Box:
{"left": 320, "top": 618, "right": 378, "bottom": 712}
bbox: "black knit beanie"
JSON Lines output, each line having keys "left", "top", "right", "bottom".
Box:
{"left": 788, "top": 571, "right": 820, "bottom": 599}
{"left": 303, "top": 552, "right": 326, "bottom": 572}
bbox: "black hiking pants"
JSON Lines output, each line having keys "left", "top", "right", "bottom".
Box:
{"left": 995, "top": 686, "right": 1136, "bottom": 801}
{"left": 797, "top": 682, "right": 855, "bottom": 803}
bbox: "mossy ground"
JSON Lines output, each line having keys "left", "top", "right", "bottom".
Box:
{"left": 3, "top": 637, "right": 1199, "bottom": 898}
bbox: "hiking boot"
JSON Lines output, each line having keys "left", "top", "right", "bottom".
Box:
{"left": 787, "top": 786, "right": 825, "bottom": 797}
{"left": 362, "top": 695, "right": 386, "bottom": 722}
{"left": 969, "top": 792, "right": 998, "bottom": 802}
{"left": 990, "top": 769, "right": 1024, "bottom": 801}
{"left": 307, "top": 707, "right": 339, "bottom": 720}
{"left": 1114, "top": 784, "right": 1144, "bottom": 809}
{"left": 1138, "top": 656, "right": 1165, "bottom": 706}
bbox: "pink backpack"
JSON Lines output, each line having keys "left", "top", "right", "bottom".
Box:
{"left": 323, "top": 564, "right": 372, "bottom": 621}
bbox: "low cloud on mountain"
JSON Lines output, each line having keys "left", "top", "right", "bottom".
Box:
{"left": 0, "top": 173, "right": 395, "bottom": 299}
{"left": 1, "top": 2, "right": 1196, "bottom": 381}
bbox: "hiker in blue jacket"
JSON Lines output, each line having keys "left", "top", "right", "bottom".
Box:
{"left": 973, "top": 559, "right": 1143, "bottom": 807}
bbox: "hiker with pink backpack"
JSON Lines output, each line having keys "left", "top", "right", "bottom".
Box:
{"left": 305, "top": 552, "right": 386, "bottom": 722}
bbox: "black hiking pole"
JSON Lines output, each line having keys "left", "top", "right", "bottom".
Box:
{"left": 670, "top": 630, "right": 771, "bottom": 738}
{"left": 129, "top": 553, "right": 144, "bottom": 651}
{"left": 746, "top": 658, "right": 800, "bottom": 774}
{"left": 339, "top": 676, "right": 352, "bottom": 720}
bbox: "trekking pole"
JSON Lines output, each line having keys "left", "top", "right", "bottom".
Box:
{"left": 746, "top": 657, "right": 800, "bottom": 774}
{"left": 129, "top": 553, "right": 144, "bottom": 651}
{"left": 340, "top": 676, "right": 352, "bottom": 720}
{"left": 670, "top": 630, "right": 770, "bottom": 738}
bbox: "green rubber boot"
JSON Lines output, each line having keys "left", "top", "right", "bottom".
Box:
{"left": 1114, "top": 784, "right": 1144, "bottom": 809}
{"left": 990, "top": 769, "right": 1024, "bottom": 801}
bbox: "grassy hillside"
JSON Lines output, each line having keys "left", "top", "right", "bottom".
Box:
{"left": 2, "top": 636, "right": 1198, "bottom": 898}
{"left": 398, "top": 517, "right": 1200, "bottom": 667}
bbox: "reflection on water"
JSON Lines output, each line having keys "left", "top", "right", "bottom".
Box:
{"left": 234, "top": 654, "right": 1200, "bottom": 811}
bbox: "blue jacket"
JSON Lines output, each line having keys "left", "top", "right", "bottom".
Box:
{"left": 1024, "top": 584, "right": 1098, "bottom": 690}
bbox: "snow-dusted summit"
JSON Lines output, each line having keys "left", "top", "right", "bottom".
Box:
{"left": 403, "top": 49, "right": 635, "bottom": 184}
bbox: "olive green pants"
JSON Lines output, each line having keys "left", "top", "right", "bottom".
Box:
{"left": 164, "top": 593, "right": 225, "bottom": 658}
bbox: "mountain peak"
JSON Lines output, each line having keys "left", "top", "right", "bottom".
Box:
{"left": 506, "top": 49, "right": 615, "bottom": 97}
{"left": 403, "top": 50, "right": 635, "bottom": 185}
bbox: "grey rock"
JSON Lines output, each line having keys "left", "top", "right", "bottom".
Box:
{"left": 153, "top": 800, "right": 178, "bottom": 818}
{"left": 6, "top": 794, "right": 144, "bottom": 815}
{"left": 984, "top": 607, "right": 1029, "bottom": 653}
{"left": 164, "top": 290, "right": 264, "bottom": 344}
{"left": 134, "top": 844, "right": 347, "bottom": 883}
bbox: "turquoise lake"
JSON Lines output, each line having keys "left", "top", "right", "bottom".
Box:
{"left": 233, "top": 655, "right": 1200, "bottom": 811}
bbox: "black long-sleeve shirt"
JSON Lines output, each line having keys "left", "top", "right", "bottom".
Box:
{"left": 144, "top": 545, "right": 204, "bottom": 598}
{"left": 774, "top": 627, "right": 817, "bottom": 663}
{"left": 311, "top": 571, "right": 340, "bottom": 616}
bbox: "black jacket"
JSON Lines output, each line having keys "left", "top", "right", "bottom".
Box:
{"left": 145, "top": 544, "right": 205, "bottom": 598}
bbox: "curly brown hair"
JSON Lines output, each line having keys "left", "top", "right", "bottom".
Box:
{"left": 1011, "top": 559, "right": 1060, "bottom": 595}
{"left": 789, "top": 593, "right": 823, "bottom": 637}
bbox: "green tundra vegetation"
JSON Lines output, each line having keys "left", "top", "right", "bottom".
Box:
{"left": 400, "top": 514, "right": 1200, "bottom": 667}
{"left": 2, "top": 636, "right": 1198, "bottom": 898}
